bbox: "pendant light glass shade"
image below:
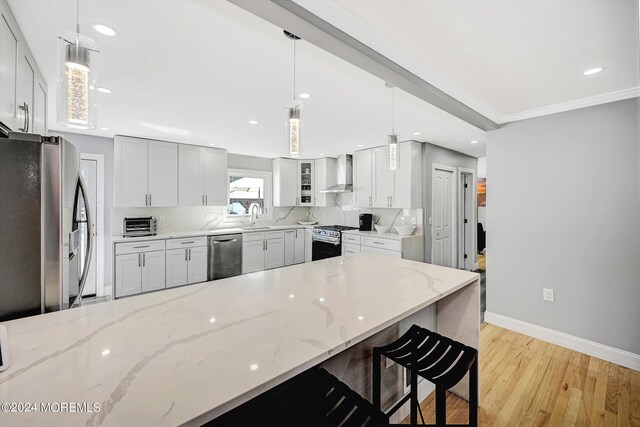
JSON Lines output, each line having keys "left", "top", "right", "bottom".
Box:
{"left": 57, "top": 30, "right": 97, "bottom": 129}
{"left": 288, "top": 106, "right": 301, "bottom": 158}
{"left": 388, "top": 134, "right": 398, "bottom": 170}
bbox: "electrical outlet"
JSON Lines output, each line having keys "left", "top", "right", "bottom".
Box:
{"left": 543, "top": 288, "right": 554, "bottom": 302}
{"left": 205, "top": 213, "right": 214, "bottom": 221}
{"left": 158, "top": 215, "right": 165, "bottom": 223}
{"left": 385, "top": 357, "right": 394, "bottom": 369}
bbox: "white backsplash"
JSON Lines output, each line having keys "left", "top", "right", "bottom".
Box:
{"left": 112, "top": 192, "right": 422, "bottom": 236}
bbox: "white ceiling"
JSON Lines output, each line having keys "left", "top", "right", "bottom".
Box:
{"left": 296, "top": 0, "right": 640, "bottom": 123}
{"left": 7, "top": 0, "right": 487, "bottom": 158}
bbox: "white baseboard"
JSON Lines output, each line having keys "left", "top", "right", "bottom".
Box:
{"left": 484, "top": 312, "right": 640, "bottom": 371}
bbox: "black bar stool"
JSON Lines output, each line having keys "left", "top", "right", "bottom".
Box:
{"left": 373, "top": 325, "right": 478, "bottom": 426}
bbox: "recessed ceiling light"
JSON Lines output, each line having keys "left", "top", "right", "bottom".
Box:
{"left": 92, "top": 23, "right": 117, "bottom": 37}
{"left": 583, "top": 67, "right": 604, "bottom": 76}
{"left": 101, "top": 349, "right": 110, "bottom": 356}
{"left": 299, "top": 93, "right": 311, "bottom": 99}
{"left": 470, "top": 140, "right": 478, "bottom": 144}
{"left": 319, "top": 153, "right": 324, "bottom": 156}
{"left": 413, "top": 132, "right": 421, "bottom": 136}
{"left": 96, "top": 87, "right": 112, "bottom": 94}
{"left": 209, "top": 143, "right": 215, "bottom": 146}
{"left": 250, "top": 364, "right": 259, "bottom": 371}
{"left": 357, "top": 144, "right": 364, "bottom": 147}
{"left": 209, "top": 317, "right": 216, "bottom": 323}
{"left": 248, "top": 120, "right": 258, "bottom": 125}
{"left": 100, "top": 127, "right": 110, "bottom": 131}
{"left": 139, "top": 122, "right": 190, "bottom": 136}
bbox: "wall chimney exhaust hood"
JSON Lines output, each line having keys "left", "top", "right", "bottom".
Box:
{"left": 320, "top": 154, "right": 353, "bottom": 193}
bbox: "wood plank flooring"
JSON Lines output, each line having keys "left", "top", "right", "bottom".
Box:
{"left": 402, "top": 323, "right": 640, "bottom": 426}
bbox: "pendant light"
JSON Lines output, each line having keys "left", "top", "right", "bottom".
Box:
{"left": 285, "top": 31, "right": 301, "bottom": 158}
{"left": 57, "top": 0, "right": 99, "bottom": 129}
{"left": 387, "top": 83, "right": 399, "bottom": 170}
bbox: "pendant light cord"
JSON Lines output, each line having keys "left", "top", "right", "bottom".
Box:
{"left": 391, "top": 86, "right": 396, "bottom": 135}
{"left": 76, "top": 0, "right": 80, "bottom": 33}
{"left": 293, "top": 37, "right": 297, "bottom": 102}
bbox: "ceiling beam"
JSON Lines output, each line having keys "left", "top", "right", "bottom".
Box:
{"left": 228, "top": 0, "right": 499, "bottom": 131}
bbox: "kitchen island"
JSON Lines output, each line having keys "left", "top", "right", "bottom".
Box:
{"left": 0, "top": 254, "right": 480, "bottom": 426}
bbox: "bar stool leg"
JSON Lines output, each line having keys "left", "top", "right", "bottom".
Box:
{"left": 469, "top": 358, "right": 478, "bottom": 427}
{"left": 436, "top": 385, "right": 446, "bottom": 426}
{"left": 373, "top": 349, "right": 381, "bottom": 410}
{"left": 410, "top": 369, "right": 418, "bottom": 425}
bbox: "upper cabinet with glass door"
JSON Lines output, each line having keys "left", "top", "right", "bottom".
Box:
{"left": 273, "top": 158, "right": 321, "bottom": 207}
{"left": 298, "top": 160, "right": 314, "bottom": 206}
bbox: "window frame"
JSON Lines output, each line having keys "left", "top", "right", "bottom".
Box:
{"left": 225, "top": 168, "right": 273, "bottom": 221}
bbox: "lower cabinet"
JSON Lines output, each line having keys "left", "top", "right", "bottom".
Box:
{"left": 305, "top": 229, "right": 313, "bottom": 262}
{"left": 115, "top": 250, "right": 166, "bottom": 297}
{"left": 285, "top": 229, "right": 306, "bottom": 266}
{"left": 294, "top": 229, "right": 305, "bottom": 264}
{"left": 166, "top": 238, "right": 208, "bottom": 288}
{"left": 242, "top": 231, "right": 286, "bottom": 274}
{"left": 341, "top": 234, "right": 422, "bottom": 260}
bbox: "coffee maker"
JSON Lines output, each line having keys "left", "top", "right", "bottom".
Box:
{"left": 359, "top": 213, "right": 373, "bottom": 231}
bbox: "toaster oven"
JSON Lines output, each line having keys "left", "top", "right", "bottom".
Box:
{"left": 122, "top": 217, "right": 158, "bottom": 237}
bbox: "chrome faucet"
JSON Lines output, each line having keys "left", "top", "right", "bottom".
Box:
{"left": 250, "top": 205, "right": 259, "bottom": 228}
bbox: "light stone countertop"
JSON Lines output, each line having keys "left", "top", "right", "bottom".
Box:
{"left": 111, "top": 224, "right": 316, "bottom": 243}
{"left": 342, "top": 229, "right": 423, "bottom": 241}
{"left": 0, "top": 254, "right": 479, "bottom": 426}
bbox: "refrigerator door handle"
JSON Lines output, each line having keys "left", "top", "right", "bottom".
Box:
{"left": 70, "top": 175, "right": 93, "bottom": 309}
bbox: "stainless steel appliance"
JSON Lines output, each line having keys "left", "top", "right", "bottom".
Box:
{"left": 312, "top": 225, "right": 358, "bottom": 260}
{"left": 208, "top": 234, "right": 243, "bottom": 280}
{"left": 122, "top": 217, "right": 158, "bottom": 237}
{"left": 0, "top": 132, "right": 93, "bottom": 321}
{"left": 319, "top": 154, "right": 353, "bottom": 193}
{"left": 359, "top": 213, "right": 373, "bottom": 231}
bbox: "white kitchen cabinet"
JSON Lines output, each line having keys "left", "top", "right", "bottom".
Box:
{"left": 264, "top": 238, "right": 285, "bottom": 269}
{"left": 115, "top": 136, "right": 149, "bottom": 207}
{"left": 32, "top": 79, "right": 46, "bottom": 135}
{"left": 297, "top": 160, "right": 314, "bottom": 206}
{"left": 342, "top": 242, "right": 361, "bottom": 256}
{"left": 141, "top": 251, "right": 166, "bottom": 292}
{"left": 148, "top": 141, "right": 178, "bottom": 207}
{"left": 16, "top": 54, "right": 33, "bottom": 133}
{"left": 392, "top": 141, "right": 422, "bottom": 208}
{"left": 179, "top": 145, "right": 228, "bottom": 207}
{"left": 166, "top": 248, "right": 188, "bottom": 288}
{"left": 115, "top": 253, "right": 142, "bottom": 297}
{"left": 0, "top": 10, "right": 18, "bottom": 130}
{"left": 354, "top": 149, "right": 373, "bottom": 207}
{"left": 305, "top": 229, "right": 313, "bottom": 262}
{"left": 242, "top": 240, "right": 265, "bottom": 274}
{"left": 273, "top": 158, "right": 297, "bottom": 207}
{"left": 0, "top": 1, "right": 46, "bottom": 134}
{"left": 372, "top": 146, "right": 395, "bottom": 208}
{"left": 314, "top": 158, "right": 336, "bottom": 207}
{"left": 284, "top": 229, "right": 296, "bottom": 266}
{"left": 294, "top": 229, "right": 305, "bottom": 264}
{"left": 361, "top": 245, "right": 402, "bottom": 258}
{"left": 178, "top": 144, "right": 205, "bottom": 206}
{"left": 187, "top": 246, "right": 208, "bottom": 284}
{"left": 204, "top": 147, "right": 228, "bottom": 206}
{"left": 354, "top": 141, "right": 422, "bottom": 209}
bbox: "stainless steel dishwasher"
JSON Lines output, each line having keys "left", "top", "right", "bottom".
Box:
{"left": 208, "top": 234, "right": 243, "bottom": 280}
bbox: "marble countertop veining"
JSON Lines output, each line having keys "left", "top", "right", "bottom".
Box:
{"left": 0, "top": 254, "right": 479, "bottom": 426}
{"left": 111, "top": 224, "right": 316, "bottom": 243}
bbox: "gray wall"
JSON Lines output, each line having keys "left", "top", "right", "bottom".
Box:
{"left": 422, "top": 143, "right": 478, "bottom": 264}
{"left": 53, "top": 131, "right": 115, "bottom": 289}
{"left": 486, "top": 98, "right": 640, "bottom": 354}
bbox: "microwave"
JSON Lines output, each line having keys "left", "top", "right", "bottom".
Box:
{"left": 122, "top": 217, "right": 158, "bottom": 237}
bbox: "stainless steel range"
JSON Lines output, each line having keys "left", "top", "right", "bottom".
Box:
{"left": 312, "top": 225, "right": 358, "bottom": 260}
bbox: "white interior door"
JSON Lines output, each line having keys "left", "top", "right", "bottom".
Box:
{"left": 80, "top": 159, "right": 97, "bottom": 296}
{"left": 432, "top": 165, "right": 456, "bottom": 267}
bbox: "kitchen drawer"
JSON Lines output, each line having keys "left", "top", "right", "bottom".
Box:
{"left": 115, "top": 240, "right": 166, "bottom": 255}
{"left": 243, "top": 232, "right": 266, "bottom": 242}
{"left": 361, "top": 236, "right": 401, "bottom": 252}
{"left": 361, "top": 245, "right": 401, "bottom": 258}
{"left": 166, "top": 236, "right": 207, "bottom": 249}
{"left": 342, "top": 234, "right": 361, "bottom": 244}
{"left": 265, "top": 230, "right": 285, "bottom": 240}
{"left": 342, "top": 242, "right": 361, "bottom": 255}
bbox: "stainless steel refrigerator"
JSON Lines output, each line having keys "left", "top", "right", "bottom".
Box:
{"left": 0, "top": 132, "right": 93, "bottom": 321}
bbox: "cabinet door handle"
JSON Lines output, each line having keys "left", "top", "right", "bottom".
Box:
{"left": 185, "top": 248, "right": 188, "bottom": 261}
{"left": 133, "top": 245, "right": 149, "bottom": 249}
{"left": 265, "top": 240, "right": 268, "bottom": 251}
{"left": 369, "top": 196, "right": 372, "bottom": 207}
{"left": 188, "top": 248, "right": 192, "bottom": 261}
{"left": 138, "top": 253, "right": 141, "bottom": 267}
{"left": 149, "top": 194, "right": 152, "bottom": 206}
{"left": 181, "top": 241, "right": 195, "bottom": 245}
{"left": 390, "top": 196, "right": 393, "bottom": 207}
{"left": 18, "top": 103, "right": 28, "bottom": 132}
{"left": 205, "top": 195, "right": 208, "bottom": 205}
{"left": 143, "top": 253, "right": 146, "bottom": 266}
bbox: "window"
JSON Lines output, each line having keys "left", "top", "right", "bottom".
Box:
{"left": 227, "top": 169, "right": 272, "bottom": 218}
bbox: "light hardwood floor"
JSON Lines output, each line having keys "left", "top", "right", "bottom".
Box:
{"left": 402, "top": 323, "right": 640, "bottom": 426}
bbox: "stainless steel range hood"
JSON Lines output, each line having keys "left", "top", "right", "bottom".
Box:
{"left": 320, "top": 154, "right": 353, "bottom": 193}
